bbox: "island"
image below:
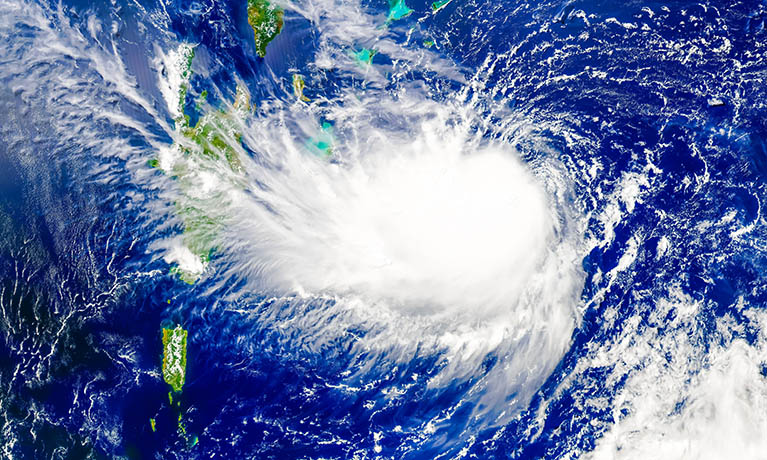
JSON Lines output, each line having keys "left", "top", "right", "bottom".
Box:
{"left": 247, "top": 0, "right": 284, "bottom": 58}
{"left": 162, "top": 325, "right": 188, "bottom": 394}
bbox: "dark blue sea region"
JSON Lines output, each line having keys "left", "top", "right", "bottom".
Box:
{"left": 1, "top": 0, "right": 767, "bottom": 459}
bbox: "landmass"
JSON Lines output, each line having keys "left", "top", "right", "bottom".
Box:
{"left": 247, "top": 0, "right": 284, "bottom": 58}
{"left": 154, "top": 43, "right": 253, "bottom": 283}
{"left": 155, "top": 324, "right": 198, "bottom": 444}
{"left": 431, "top": 0, "right": 452, "bottom": 12}
{"left": 162, "top": 325, "right": 188, "bottom": 393}
{"left": 292, "top": 74, "right": 310, "bottom": 101}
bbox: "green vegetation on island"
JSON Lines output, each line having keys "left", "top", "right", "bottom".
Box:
{"left": 431, "top": 0, "right": 453, "bottom": 12}
{"left": 178, "top": 413, "right": 186, "bottom": 435}
{"left": 247, "top": 0, "right": 284, "bottom": 58}
{"left": 154, "top": 43, "right": 254, "bottom": 283}
{"left": 171, "top": 84, "right": 251, "bottom": 282}
{"left": 179, "top": 94, "right": 246, "bottom": 171}
{"left": 176, "top": 45, "right": 196, "bottom": 115}
{"left": 162, "top": 325, "right": 188, "bottom": 393}
{"left": 155, "top": 324, "right": 198, "bottom": 444}
{"left": 292, "top": 74, "right": 310, "bottom": 102}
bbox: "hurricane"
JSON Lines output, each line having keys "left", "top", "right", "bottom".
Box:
{"left": 1, "top": 0, "right": 767, "bottom": 459}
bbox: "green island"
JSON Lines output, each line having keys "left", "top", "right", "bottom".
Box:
{"left": 153, "top": 2, "right": 326, "bottom": 284}
{"left": 153, "top": 42, "right": 254, "bottom": 283}
{"left": 292, "top": 74, "right": 310, "bottom": 101}
{"left": 173, "top": 85, "right": 250, "bottom": 282}
{"left": 162, "top": 325, "right": 188, "bottom": 393}
{"left": 431, "top": 0, "right": 452, "bottom": 12}
{"left": 155, "top": 324, "right": 198, "bottom": 444}
{"left": 176, "top": 45, "right": 196, "bottom": 116}
{"left": 247, "top": 0, "right": 284, "bottom": 58}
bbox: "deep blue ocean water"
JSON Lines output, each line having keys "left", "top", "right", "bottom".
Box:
{"left": 1, "top": 0, "right": 767, "bottom": 458}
